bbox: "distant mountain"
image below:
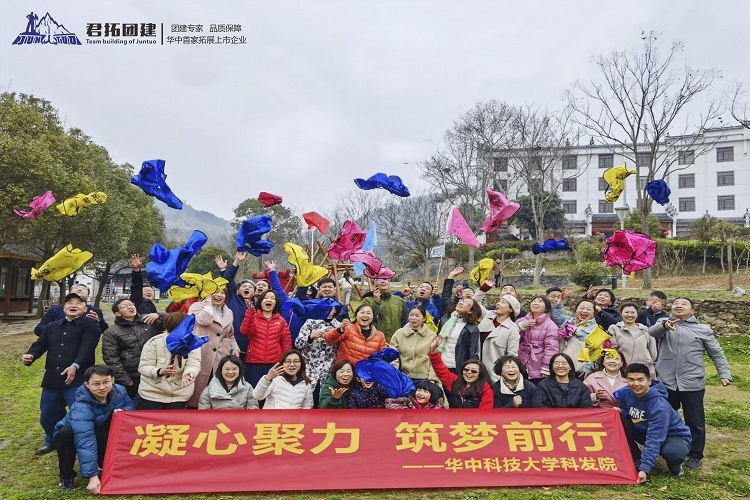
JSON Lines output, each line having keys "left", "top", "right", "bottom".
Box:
{"left": 158, "top": 203, "right": 234, "bottom": 247}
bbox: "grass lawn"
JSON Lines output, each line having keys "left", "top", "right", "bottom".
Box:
{"left": 1, "top": 333, "right": 748, "bottom": 500}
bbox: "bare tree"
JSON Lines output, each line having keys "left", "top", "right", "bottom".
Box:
{"left": 419, "top": 101, "right": 515, "bottom": 265}
{"left": 728, "top": 81, "right": 750, "bottom": 129}
{"left": 566, "top": 34, "right": 722, "bottom": 288}
{"left": 502, "top": 106, "right": 582, "bottom": 286}
{"left": 376, "top": 193, "right": 448, "bottom": 277}
{"left": 325, "top": 189, "right": 381, "bottom": 239}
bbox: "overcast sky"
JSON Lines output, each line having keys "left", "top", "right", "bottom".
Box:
{"left": 3, "top": 0, "right": 749, "bottom": 220}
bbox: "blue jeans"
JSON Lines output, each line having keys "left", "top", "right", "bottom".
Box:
{"left": 40, "top": 386, "right": 80, "bottom": 446}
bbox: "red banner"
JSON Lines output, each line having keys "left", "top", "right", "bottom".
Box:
{"left": 101, "top": 409, "right": 637, "bottom": 494}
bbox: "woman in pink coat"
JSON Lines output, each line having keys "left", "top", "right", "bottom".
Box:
{"left": 583, "top": 349, "right": 628, "bottom": 408}
{"left": 516, "top": 296, "right": 558, "bottom": 385}
{"left": 186, "top": 290, "right": 238, "bottom": 408}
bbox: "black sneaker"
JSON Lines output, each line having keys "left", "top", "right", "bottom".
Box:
{"left": 34, "top": 445, "right": 54, "bottom": 456}
{"left": 685, "top": 457, "right": 703, "bottom": 469}
{"left": 59, "top": 477, "right": 75, "bottom": 491}
{"left": 672, "top": 465, "right": 685, "bottom": 478}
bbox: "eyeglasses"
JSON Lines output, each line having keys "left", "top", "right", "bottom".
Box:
{"left": 463, "top": 368, "right": 479, "bottom": 374}
{"left": 283, "top": 359, "right": 301, "bottom": 365}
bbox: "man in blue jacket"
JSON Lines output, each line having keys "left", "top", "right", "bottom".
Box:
{"left": 34, "top": 284, "right": 108, "bottom": 336}
{"left": 53, "top": 365, "right": 135, "bottom": 493}
{"left": 616, "top": 363, "right": 692, "bottom": 483}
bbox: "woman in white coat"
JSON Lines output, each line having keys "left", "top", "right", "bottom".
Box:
{"left": 479, "top": 295, "right": 521, "bottom": 383}
{"left": 253, "top": 349, "right": 314, "bottom": 409}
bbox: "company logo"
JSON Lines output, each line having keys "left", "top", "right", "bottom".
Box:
{"left": 12, "top": 11, "right": 82, "bottom": 45}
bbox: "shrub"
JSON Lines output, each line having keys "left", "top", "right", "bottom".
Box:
{"left": 570, "top": 262, "right": 610, "bottom": 287}
{"left": 573, "top": 242, "right": 602, "bottom": 263}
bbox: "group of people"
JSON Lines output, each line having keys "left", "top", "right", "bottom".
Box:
{"left": 22, "top": 254, "right": 733, "bottom": 493}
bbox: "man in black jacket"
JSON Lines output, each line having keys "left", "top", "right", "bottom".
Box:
{"left": 22, "top": 293, "right": 102, "bottom": 455}
{"left": 34, "top": 284, "right": 108, "bottom": 336}
{"left": 636, "top": 291, "right": 668, "bottom": 327}
{"left": 102, "top": 298, "right": 162, "bottom": 399}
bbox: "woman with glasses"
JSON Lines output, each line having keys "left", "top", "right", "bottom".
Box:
{"left": 253, "top": 349, "right": 313, "bottom": 409}
{"left": 536, "top": 353, "right": 594, "bottom": 408}
{"left": 428, "top": 335, "right": 493, "bottom": 408}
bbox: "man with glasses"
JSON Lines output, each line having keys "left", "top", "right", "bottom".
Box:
{"left": 52, "top": 365, "right": 135, "bottom": 493}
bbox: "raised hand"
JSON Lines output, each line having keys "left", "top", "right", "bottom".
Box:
{"left": 338, "top": 319, "right": 351, "bottom": 332}
{"left": 586, "top": 284, "right": 596, "bottom": 299}
{"left": 266, "top": 363, "right": 285, "bottom": 380}
{"left": 485, "top": 278, "right": 496, "bottom": 287}
{"left": 265, "top": 260, "right": 277, "bottom": 271}
{"left": 215, "top": 255, "right": 228, "bottom": 272}
{"left": 373, "top": 289, "right": 381, "bottom": 303}
{"left": 560, "top": 287, "right": 572, "bottom": 303}
{"left": 430, "top": 335, "right": 444, "bottom": 353}
{"left": 234, "top": 251, "right": 247, "bottom": 264}
{"left": 130, "top": 253, "right": 142, "bottom": 271}
{"left": 448, "top": 266, "right": 464, "bottom": 279}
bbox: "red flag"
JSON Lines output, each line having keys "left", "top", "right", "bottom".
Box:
{"left": 328, "top": 220, "right": 366, "bottom": 260}
{"left": 302, "top": 211, "right": 330, "bottom": 233}
{"left": 480, "top": 188, "right": 520, "bottom": 233}
{"left": 258, "top": 192, "right": 283, "bottom": 207}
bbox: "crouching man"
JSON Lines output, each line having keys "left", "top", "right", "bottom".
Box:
{"left": 53, "top": 365, "right": 135, "bottom": 493}
{"left": 615, "top": 363, "right": 692, "bottom": 483}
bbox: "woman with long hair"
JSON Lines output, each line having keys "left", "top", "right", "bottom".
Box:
{"left": 186, "top": 289, "right": 238, "bottom": 408}
{"left": 253, "top": 349, "right": 314, "bottom": 409}
{"left": 583, "top": 349, "right": 628, "bottom": 408}
{"left": 435, "top": 297, "right": 482, "bottom": 374}
{"left": 198, "top": 355, "right": 259, "bottom": 409}
{"left": 240, "top": 290, "right": 292, "bottom": 388}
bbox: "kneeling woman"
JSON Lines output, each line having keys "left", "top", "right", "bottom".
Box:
{"left": 198, "top": 355, "right": 259, "bottom": 409}
{"left": 429, "top": 336, "right": 493, "bottom": 408}
{"left": 253, "top": 349, "right": 314, "bottom": 409}
{"left": 492, "top": 355, "right": 542, "bottom": 408}
{"left": 536, "top": 353, "right": 593, "bottom": 408}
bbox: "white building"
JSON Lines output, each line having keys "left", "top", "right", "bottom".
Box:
{"left": 491, "top": 125, "right": 750, "bottom": 237}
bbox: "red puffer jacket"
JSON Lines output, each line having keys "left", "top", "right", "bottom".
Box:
{"left": 240, "top": 309, "right": 292, "bottom": 364}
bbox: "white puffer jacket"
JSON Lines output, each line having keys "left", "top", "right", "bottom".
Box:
{"left": 253, "top": 375, "right": 314, "bottom": 409}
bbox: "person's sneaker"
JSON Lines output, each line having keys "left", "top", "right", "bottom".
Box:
{"left": 685, "top": 457, "right": 703, "bottom": 469}
{"left": 59, "top": 478, "right": 75, "bottom": 491}
{"left": 34, "top": 445, "right": 54, "bottom": 456}
{"left": 671, "top": 465, "right": 685, "bottom": 478}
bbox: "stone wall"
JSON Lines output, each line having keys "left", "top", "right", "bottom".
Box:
{"left": 481, "top": 291, "right": 749, "bottom": 337}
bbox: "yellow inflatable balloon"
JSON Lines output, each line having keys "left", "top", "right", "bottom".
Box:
{"left": 603, "top": 164, "right": 637, "bottom": 203}
{"left": 56, "top": 192, "right": 108, "bottom": 217}
{"left": 284, "top": 243, "right": 328, "bottom": 287}
{"left": 168, "top": 272, "right": 229, "bottom": 302}
{"left": 31, "top": 244, "right": 93, "bottom": 282}
{"left": 469, "top": 258, "right": 495, "bottom": 287}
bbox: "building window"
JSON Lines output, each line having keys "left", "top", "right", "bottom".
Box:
{"left": 562, "top": 155, "right": 577, "bottom": 170}
{"left": 717, "top": 147, "right": 734, "bottom": 162}
{"left": 562, "top": 200, "right": 577, "bottom": 214}
{"left": 717, "top": 195, "right": 735, "bottom": 211}
{"left": 494, "top": 180, "right": 508, "bottom": 192}
{"left": 717, "top": 171, "right": 734, "bottom": 187}
{"left": 598, "top": 200, "right": 614, "bottom": 213}
{"left": 636, "top": 152, "right": 652, "bottom": 168}
{"left": 678, "top": 174, "right": 695, "bottom": 189}
{"left": 562, "top": 177, "right": 577, "bottom": 192}
{"left": 493, "top": 157, "right": 508, "bottom": 172}
{"left": 598, "top": 178, "right": 607, "bottom": 191}
{"left": 678, "top": 150, "right": 695, "bottom": 165}
{"left": 598, "top": 154, "right": 614, "bottom": 169}
{"left": 678, "top": 197, "right": 695, "bottom": 212}
{"left": 15, "top": 268, "right": 29, "bottom": 296}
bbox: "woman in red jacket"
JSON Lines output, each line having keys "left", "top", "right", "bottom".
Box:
{"left": 240, "top": 290, "right": 292, "bottom": 387}
{"left": 428, "top": 335, "right": 493, "bottom": 409}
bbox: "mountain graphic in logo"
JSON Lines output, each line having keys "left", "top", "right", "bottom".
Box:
{"left": 12, "top": 11, "right": 81, "bottom": 45}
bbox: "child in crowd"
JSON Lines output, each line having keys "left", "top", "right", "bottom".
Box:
{"left": 348, "top": 363, "right": 389, "bottom": 409}
{"left": 407, "top": 380, "right": 444, "bottom": 409}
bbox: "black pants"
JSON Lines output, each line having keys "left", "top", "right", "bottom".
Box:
{"left": 53, "top": 420, "right": 110, "bottom": 480}
{"left": 667, "top": 388, "right": 705, "bottom": 459}
{"left": 137, "top": 399, "right": 187, "bottom": 410}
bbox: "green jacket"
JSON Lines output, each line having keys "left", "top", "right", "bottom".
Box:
{"left": 362, "top": 292, "right": 408, "bottom": 343}
{"left": 319, "top": 375, "right": 350, "bottom": 409}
